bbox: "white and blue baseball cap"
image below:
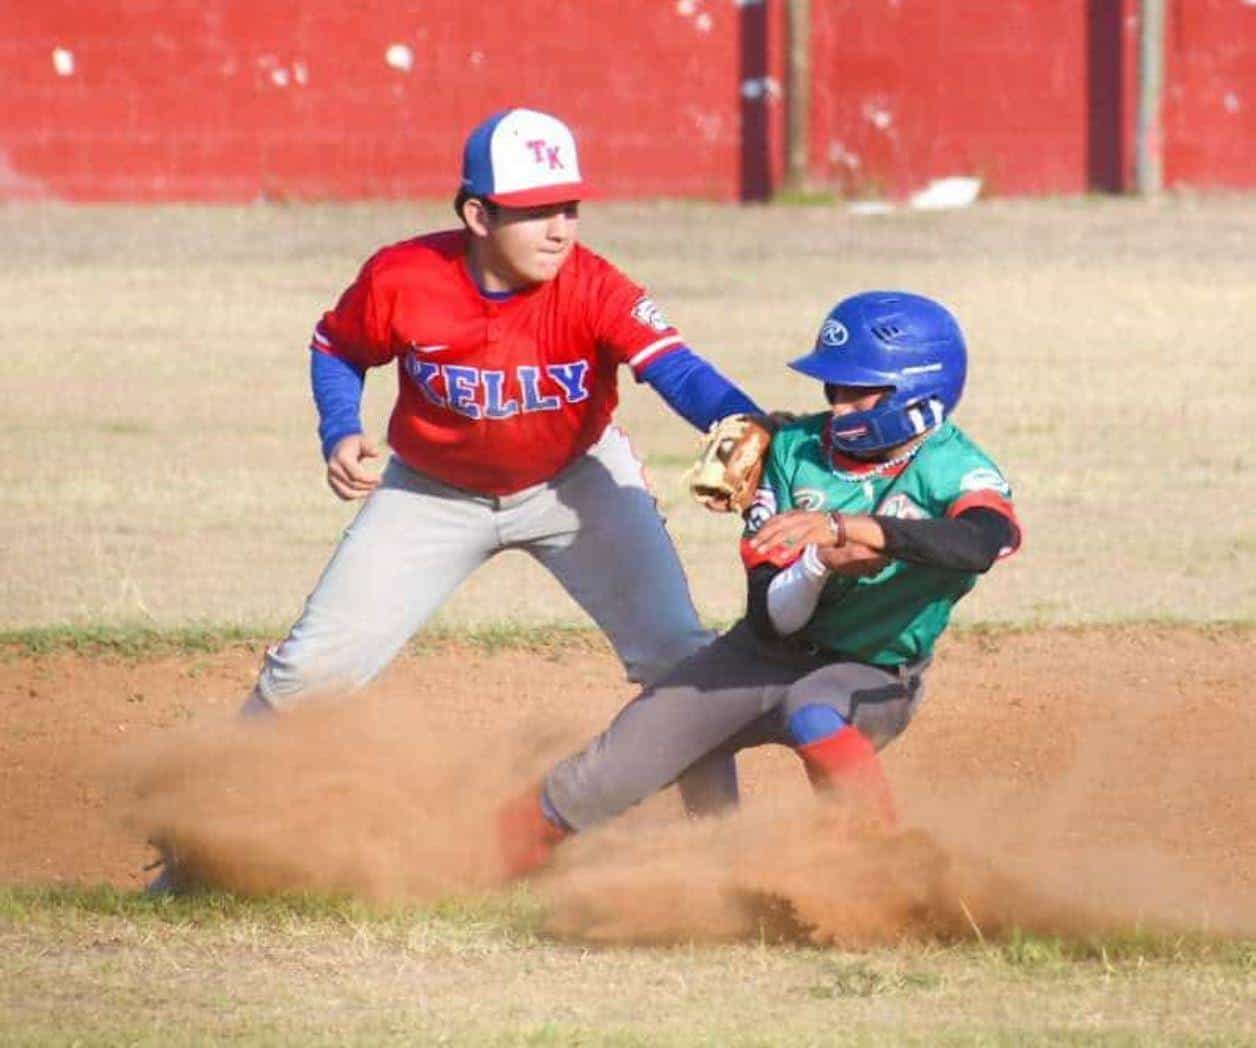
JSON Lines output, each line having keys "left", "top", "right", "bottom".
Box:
{"left": 460, "top": 108, "right": 587, "bottom": 207}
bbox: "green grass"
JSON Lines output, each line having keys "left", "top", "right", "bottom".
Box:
{"left": 0, "top": 883, "right": 547, "bottom": 942}
{"left": 2, "top": 198, "right": 1254, "bottom": 1043}
{"left": 4, "top": 618, "right": 1253, "bottom": 659}
{"left": 4, "top": 198, "right": 1254, "bottom": 630}
{"left": 770, "top": 186, "right": 839, "bottom": 207}
{"left": 5, "top": 884, "right": 1251, "bottom": 967}
{"left": 0, "top": 623, "right": 266, "bottom": 658}
{"left": 0, "top": 621, "right": 616, "bottom": 659}
{"left": 999, "top": 927, "right": 1256, "bottom": 970}
{"left": 2, "top": 885, "right": 1253, "bottom": 1044}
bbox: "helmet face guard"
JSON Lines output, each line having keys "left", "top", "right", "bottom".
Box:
{"left": 824, "top": 392, "right": 949, "bottom": 456}
{"left": 789, "top": 291, "right": 967, "bottom": 456}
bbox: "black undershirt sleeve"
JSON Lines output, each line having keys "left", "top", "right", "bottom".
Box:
{"left": 876, "top": 506, "right": 1014, "bottom": 573}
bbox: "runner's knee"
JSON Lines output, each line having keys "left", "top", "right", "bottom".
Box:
{"left": 786, "top": 703, "right": 848, "bottom": 746}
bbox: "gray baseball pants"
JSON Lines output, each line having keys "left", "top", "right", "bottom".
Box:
{"left": 544, "top": 620, "right": 928, "bottom": 831}
{"left": 252, "top": 424, "right": 713, "bottom": 710}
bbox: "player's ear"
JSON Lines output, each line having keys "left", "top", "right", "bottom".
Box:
{"left": 460, "top": 195, "right": 494, "bottom": 237}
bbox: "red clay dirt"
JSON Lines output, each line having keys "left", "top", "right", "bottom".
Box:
{"left": 1, "top": 626, "right": 1253, "bottom": 942}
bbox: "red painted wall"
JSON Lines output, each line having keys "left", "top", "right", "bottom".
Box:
{"left": 807, "top": 0, "right": 1255, "bottom": 198}
{"left": 0, "top": 0, "right": 757, "bottom": 202}
{"left": 1163, "top": 0, "right": 1256, "bottom": 188}
{"left": 0, "top": 1, "right": 1251, "bottom": 202}
{"left": 809, "top": 1, "right": 1096, "bottom": 197}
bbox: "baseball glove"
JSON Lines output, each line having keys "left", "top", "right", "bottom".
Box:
{"left": 686, "top": 413, "right": 775, "bottom": 513}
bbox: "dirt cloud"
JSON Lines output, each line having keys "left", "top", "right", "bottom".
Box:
{"left": 114, "top": 683, "right": 1255, "bottom": 946}
{"left": 116, "top": 696, "right": 574, "bottom": 899}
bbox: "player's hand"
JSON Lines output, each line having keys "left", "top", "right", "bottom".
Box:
{"left": 326, "top": 434, "right": 381, "bottom": 501}
{"left": 817, "top": 544, "right": 891, "bottom": 577}
{"left": 749, "top": 510, "right": 837, "bottom": 555}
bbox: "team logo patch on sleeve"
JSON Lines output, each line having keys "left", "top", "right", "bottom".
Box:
{"left": 630, "top": 297, "right": 670, "bottom": 333}
{"left": 960, "top": 467, "right": 1011, "bottom": 496}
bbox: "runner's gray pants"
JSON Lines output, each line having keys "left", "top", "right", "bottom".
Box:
{"left": 544, "top": 620, "right": 928, "bottom": 831}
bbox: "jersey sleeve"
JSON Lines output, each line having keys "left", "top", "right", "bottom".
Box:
{"left": 589, "top": 260, "right": 686, "bottom": 378}
{"left": 312, "top": 252, "right": 399, "bottom": 369}
{"left": 638, "top": 348, "right": 760, "bottom": 429}
{"left": 942, "top": 462, "right": 1022, "bottom": 558}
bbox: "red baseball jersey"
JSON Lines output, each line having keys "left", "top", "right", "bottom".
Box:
{"left": 312, "top": 230, "right": 683, "bottom": 495}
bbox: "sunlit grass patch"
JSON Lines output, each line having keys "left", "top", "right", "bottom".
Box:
{"left": 8, "top": 619, "right": 1252, "bottom": 660}
{"left": 0, "top": 624, "right": 266, "bottom": 659}
{"left": 0, "top": 882, "right": 548, "bottom": 943}
{"left": 0, "top": 622, "right": 615, "bottom": 659}
{"left": 802, "top": 957, "right": 944, "bottom": 998}
{"left": 3, "top": 885, "right": 1253, "bottom": 1044}
{"left": 5, "top": 884, "right": 1249, "bottom": 964}
{"left": 5, "top": 198, "right": 1255, "bottom": 629}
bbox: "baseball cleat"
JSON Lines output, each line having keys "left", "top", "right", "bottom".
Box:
{"left": 142, "top": 838, "right": 187, "bottom": 895}
{"left": 496, "top": 787, "right": 570, "bottom": 879}
{"left": 143, "top": 860, "right": 183, "bottom": 896}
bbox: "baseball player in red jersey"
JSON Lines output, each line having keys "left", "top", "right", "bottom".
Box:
{"left": 147, "top": 109, "right": 757, "bottom": 891}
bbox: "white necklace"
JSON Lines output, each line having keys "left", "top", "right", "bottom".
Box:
{"left": 828, "top": 440, "right": 924, "bottom": 482}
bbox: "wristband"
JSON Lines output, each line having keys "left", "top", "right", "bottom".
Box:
{"left": 827, "top": 511, "right": 847, "bottom": 548}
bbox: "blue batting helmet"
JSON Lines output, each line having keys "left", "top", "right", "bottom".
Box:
{"left": 788, "top": 291, "right": 967, "bottom": 455}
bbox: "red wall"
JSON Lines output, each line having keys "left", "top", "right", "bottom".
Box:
{"left": 809, "top": 2, "right": 1094, "bottom": 197}
{"left": 1163, "top": 0, "right": 1256, "bottom": 188}
{"left": 0, "top": 0, "right": 757, "bottom": 202}
{"left": 0, "top": 0, "right": 1251, "bottom": 202}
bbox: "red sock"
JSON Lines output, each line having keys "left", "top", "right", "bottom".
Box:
{"left": 497, "top": 788, "right": 570, "bottom": 879}
{"left": 796, "top": 727, "right": 897, "bottom": 828}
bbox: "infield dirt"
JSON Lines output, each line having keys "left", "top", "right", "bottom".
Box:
{"left": 3, "top": 624, "right": 1252, "bottom": 945}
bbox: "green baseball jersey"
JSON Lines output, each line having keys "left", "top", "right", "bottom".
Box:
{"left": 743, "top": 414, "right": 1017, "bottom": 666}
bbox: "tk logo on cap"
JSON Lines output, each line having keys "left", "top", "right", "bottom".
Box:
{"left": 820, "top": 319, "right": 849, "bottom": 348}
{"left": 526, "top": 139, "right": 566, "bottom": 170}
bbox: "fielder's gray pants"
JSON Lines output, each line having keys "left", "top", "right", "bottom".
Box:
{"left": 254, "top": 424, "right": 712, "bottom": 706}
{"left": 545, "top": 620, "right": 928, "bottom": 831}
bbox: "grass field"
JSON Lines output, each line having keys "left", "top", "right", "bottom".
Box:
{"left": 3, "top": 886, "right": 1253, "bottom": 1045}
{"left": 3, "top": 196, "right": 1255, "bottom": 1044}
{"left": 2, "top": 195, "right": 1253, "bottom": 631}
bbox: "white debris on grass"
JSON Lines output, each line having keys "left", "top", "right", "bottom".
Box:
{"left": 909, "top": 176, "right": 983, "bottom": 210}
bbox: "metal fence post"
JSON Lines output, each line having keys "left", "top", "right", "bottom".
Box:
{"left": 1135, "top": 0, "right": 1166, "bottom": 195}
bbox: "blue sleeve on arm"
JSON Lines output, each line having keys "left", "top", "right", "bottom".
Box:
{"left": 639, "top": 347, "right": 761, "bottom": 431}
{"left": 310, "top": 349, "right": 366, "bottom": 460}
